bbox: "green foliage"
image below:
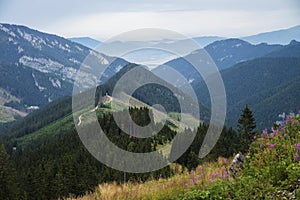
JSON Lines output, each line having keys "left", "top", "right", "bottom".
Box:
{"left": 228, "top": 175, "right": 274, "bottom": 199}
{"left": 174, "top": 112, "right": 300, "bottom": 200}
{"left": 229, "top": 112, "right": 300, "bottom": 199}
{"left": 176, "top": 124, "right": 243, "bottom": 170}
{"left": 0, "top": 144, "right": 18, "bottom": 200}
{"left": 237, "top": 105, "right": 256, "bottom": 150}
{"left": 177, "top": 180, "right": 230, "bottom": 200}
{"left": 4, "top": 108, "right": 174, "bottom": 199}
{"left": 4, "top": 96, "right": 72, "bottom": 138}
{"left": 178, "top": 189, "right": 210, "bottom": 200}
{"left": 95, "top": 64, "right": 210, "bottom": 123}
{"left": 4, "top": 101, "right": 26, "bottom": 112}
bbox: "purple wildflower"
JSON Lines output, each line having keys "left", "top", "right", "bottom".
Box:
{"left": 295, "top": 152, "right": 299, "bottom": 162}
{"left": 270, "top": 143, "right": 275, "bottom": 148}
{"left": 253, "top": 135, "right": 257, "bottom": 140}
{"left": 211, "top": 173, "right": 217, "bottom": 179}
{"left": 260, "top": 144, "right": 263, "bottom": 149}
{"left": 199, "top": 165, "right": 203, "bottom": 171}
{"left": 295, "top": 143, "right": 300, "bottom": 151}
{"left": 262, "top": 129, "right": 268, "bottom": 135}
{"left": 190, "top": 179, "right": 195, "bottom": 185}
{"left": 223, "top": 158, "right": 227, "bottom": 163}
{"left": 190, "top": 170, "right": 195, "bottom": 174}
{"left": 210, "top": 179, "right": 215, "bottom": 183}
{"left": 185, "top": 183, "right": 189, "bottom": 187}
{"left": 272, "top": 129, "right": 279, "bottom": 134}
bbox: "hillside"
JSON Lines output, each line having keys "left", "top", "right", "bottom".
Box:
{"left": 0, "top": 62, "right": 239, "bottom": 200}
{"left": 1, "top": 63, "right": 210, "bottom": 138}
{"left": 194, "top": 56, "right": 300, "bottom": 129}
{"left": 0, "top": 88, "right": 239, "bottom": 200}
{"left": 205, "top": 39, "right": 282, "bottom": 70}
{"left": 74, "top": 112, "right": 300, "bottom": 200}
{"left": 0, "top": 23, "right": 129, "bottom": 122}
{"left": 266, "top": 40, "right": 300, "bottom": 58}
{"left": 153, "top": 40, "right": 300, "bottom": 129}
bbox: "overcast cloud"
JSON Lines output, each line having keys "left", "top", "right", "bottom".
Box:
{"left": 0, "top": 0, "right": 299, "bottom": 40}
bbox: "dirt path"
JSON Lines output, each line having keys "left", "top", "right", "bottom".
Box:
{"left": 77, "top": 106, "right": 99, "bottom": 126}
{"left": 77, "top": 95, "right": 113, "bottom": 126}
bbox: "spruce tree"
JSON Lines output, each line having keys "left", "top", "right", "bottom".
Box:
{"left": 237, "top": 105, "right": 256, "bottom": 149}
{"left": 0, "top": 144, "right": 18, "bottom": 200}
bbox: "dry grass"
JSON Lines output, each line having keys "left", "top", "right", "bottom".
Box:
{"left": 70, "top": 157, "right": 232, "bottom": 200}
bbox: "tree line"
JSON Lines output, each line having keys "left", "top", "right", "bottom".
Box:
{"left": 0, "top": 105, "right": 257, "bottom": 199}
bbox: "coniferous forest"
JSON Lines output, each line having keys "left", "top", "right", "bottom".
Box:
{"left": 0, "top": 107, "right": 245, "bottom": 199}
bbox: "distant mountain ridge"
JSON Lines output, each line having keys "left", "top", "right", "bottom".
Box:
{"left": 266, "top": 40, "right": 300, "bottom": 57}
{"left": 193, "top": 41, "right": 300, "bottom": 129}
{"left": 67, "top": 25, "right": 300, "bottom": 71}
{"left": 67, "top": 36, "right": 224, "bottom": 50}
{"left": 69, "top": 37, "right": 101, "bottom": 50}
{"left": 153, "top": 38, "right": 282, "bottom": 88}
{"left": 152, "top": 38, "right": 300, "bottom": 129}
{"left": 68, "top": 24, "right": 300, "bottom": 52}
{"left": 242, "top": 25, "right": 300, "bottom": 45}
{"left": 67, "top": 36, "right": 225, "bottom": 69}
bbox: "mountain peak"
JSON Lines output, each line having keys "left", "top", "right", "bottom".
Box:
{"left": 68, "top": 37, "right": 101, "bottom": 49}
{"left": 0, "top": 23, "right": 129, "bottom": 121}
{"left": 289, "top": 39, "right": 300, "bottom": 46}
{"left": 206, "top": 38, "right": 251, "bottom": 49}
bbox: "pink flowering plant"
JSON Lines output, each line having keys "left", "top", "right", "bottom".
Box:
{"left": 178, "top": 112, "right": 300, "bottom": 199}
{"left": 180, "top": 157, "right": 232, "bottom": 199}
{"left": 247, "top": 112, "right": 300, "bottom": 187}
{"left": 183, "top": 157, "right": 231, "bottom": 188}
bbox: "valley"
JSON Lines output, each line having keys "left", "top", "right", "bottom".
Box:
{"left": 0, "top": 19, "right": 299, "bottom": 200}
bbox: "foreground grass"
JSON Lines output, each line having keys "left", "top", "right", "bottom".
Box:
{"left": 70, "top": 158, "right": 231, "bottom": 200}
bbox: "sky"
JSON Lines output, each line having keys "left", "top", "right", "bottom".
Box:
{"left": 0, "top": 0, "right": 299, "bottom": 41}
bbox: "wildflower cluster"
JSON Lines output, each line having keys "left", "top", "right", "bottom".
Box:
{"left": 181, "top": 111, "right": 300, "bottom": 199}
{"left": 184, "top": 158, "right": 229, "bottom": 188}
{"left": 247, "top": 111, "right": 300, "bottom": 187}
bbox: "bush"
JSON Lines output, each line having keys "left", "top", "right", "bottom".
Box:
{"left": 180, "top": 112, "right": 300, "bottom": 199}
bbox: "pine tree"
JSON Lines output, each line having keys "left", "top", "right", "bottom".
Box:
{"left": 237, "top": 105, "right": 256, "bottom": 149}
{"left": 0, "top": 144, "right": 18, "bottom": 200}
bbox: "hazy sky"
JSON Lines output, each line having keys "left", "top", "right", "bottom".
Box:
{"left": 0, "top": 0, "right": 299, "bottom": 40}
